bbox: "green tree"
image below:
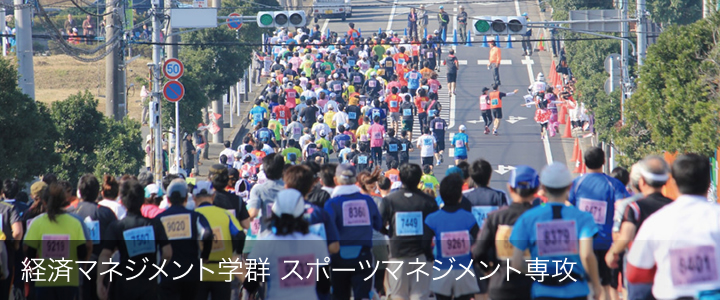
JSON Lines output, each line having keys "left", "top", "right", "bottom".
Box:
{"left": 0, "top": 58, "right": 59, "bottom": 182}
{"left": 614, "top": 16, "right": 720, "bottom": 165}
{"left": 95, "top": 117, "right": 145, "bottom": 178}
{"left": 647, "top": 0, "right": 702, "bottom": 26}
{"left": 50, "top": 91, "right": 106, "bottom": 183}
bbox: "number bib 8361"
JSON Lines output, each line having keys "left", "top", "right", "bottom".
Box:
{"left": 342, "top": 200, "right": 371, "bottom": 226}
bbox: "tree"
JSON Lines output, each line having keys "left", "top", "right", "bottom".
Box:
{"left": 50, "top": 91, "right": 106, "bottom": 184}
{"left": 95, "top": 118, "right": 145, "bottom": 178}
{"left": 0, "top": 57, "right": 58, "bottom": 182}
{"left": 614, "top": 16, "right": 720, "bottom": 165}
{"left": 648, "top": 0, "right": 702, "bottom": 26}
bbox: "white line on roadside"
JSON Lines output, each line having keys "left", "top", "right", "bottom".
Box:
{"left": 521, "top": 56, "right": 553, "bottom": 164}
{"left": 513, "top": 0, "right": 521, "bottom": 16}
{"left": 320, "top": 18, "right": 329, "bottom": 34}
{"left": 449, "top": 93, "right": 455, "bottom": 129}
{"left": 386, "top": 0, "right": 398, "bottom": 32}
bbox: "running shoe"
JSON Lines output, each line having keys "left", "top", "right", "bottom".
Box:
{"left": 493, "top": 130, "right": 498, "bottom": 136}
{"left": 484, "top": 126, "right": 489, "bottom": 134}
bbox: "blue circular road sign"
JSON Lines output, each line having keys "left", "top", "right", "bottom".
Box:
{"left": 163, "top": 80, "right": 185, "bottom": 102}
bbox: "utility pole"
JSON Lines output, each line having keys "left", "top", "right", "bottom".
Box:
{"left": 15, "top": 0, "right": 35, "bottom": 100}
{"left": 637, "top": 0, "right": 647, "bottom": 66}
{"left": 1, "top": 8, "right": 6, "bottom": 57}
{"left": 151, "top": 1, "right": 164, "bottom": 186}
{"left": 105, "top": 3, "right": 121, "bottom": 119}
{"left": 210, "top": 0, "right": 223, "bottom": 143}
{"left": 165, "top": 0, "right": 180, "bottom": 172}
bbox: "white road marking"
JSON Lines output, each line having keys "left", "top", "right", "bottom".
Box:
{"left": 472, "top": 2, "right": 501, "bottom": 5}
{"left": 477, "top": 59, "right": 512, "bottom": 65}
{"left": 449, "top": 93, "right": 455, "bottom": 129}
{"left": 513, "top": 0, "right": 521, "bottom": 15}
{"left": 494, "top": 165, "right": 516, "bottom": 175}
{"left": 522, "top": 58, "right": 534, "bottom": 86}
{"left": 386, "top": 0, "right": 398, "bottom": 32}
{"left": 521, "top": 56, "right": 554, "bottom": 164}
{"left": 458, "top": 60, "right": 467, "bottom": 65}
{"left": 449, "top": 148, "right": 454, "bottom": 157}
{"left": 320, "top": 18, "right": 329, "bottom": 34}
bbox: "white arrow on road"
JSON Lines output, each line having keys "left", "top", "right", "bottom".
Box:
{"left": 505, "top": 116, "right": 527, "bottom": 124}
{"left": 468, "top": 119, "right": 484, "bottom": 124}
{"left": 495, "top": 165, "right": 516, "bottom": 175}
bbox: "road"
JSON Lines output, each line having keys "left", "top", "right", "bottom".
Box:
{"left": 317, "top": 0, "right": 570, "bottom": 190}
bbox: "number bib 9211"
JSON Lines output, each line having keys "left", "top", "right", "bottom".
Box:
{"left": 535, "top": 220, "right": 578, "bottom": 256}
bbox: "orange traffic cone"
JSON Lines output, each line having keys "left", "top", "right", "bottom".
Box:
{"left": 573, "top": 148, "right": 586, "bottom": 174}
{"left": 538, "top": 33, "right": 545, "bottom": 51}
{"left": 571, "top": 138, "right": 580, "bottom": 162}
{"left": 559, "top": 104, "right": 567, "bottom": 124}
{"left": 562, "top": 115, "right": 573, "bottom": 138}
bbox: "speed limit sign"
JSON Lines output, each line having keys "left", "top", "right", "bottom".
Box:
{"left": 163, "top": 58, "right": 184, "bottom": 80}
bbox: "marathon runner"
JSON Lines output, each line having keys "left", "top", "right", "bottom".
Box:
{"left": 488, "top": 84, "right": 518, "bottom": 136}
{"left": 452, "top": 125, "right": 470, "bottom": 165}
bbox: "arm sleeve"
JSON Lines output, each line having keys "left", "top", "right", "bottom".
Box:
{"left": 322, "top": 211, "right": 340, "bottom": 244}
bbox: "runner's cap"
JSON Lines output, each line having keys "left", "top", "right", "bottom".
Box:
{"left": 144, "top": 183, "right": 164, "bottom": 198}
{"left": 193, "top": 181, "right": 214, "bottom": 196}
{"left": 508, "top": 165, "right": 539, "bottom": 189}
{"left": 539, "top": 162, "right": 572, "bottom": 188}
{"left": 459, "top": 125, "right": 466, "bottom": 131}
{"left": 272, "top": 189, "right": 305, "bottom": 218}
{"left": 336, "top": 163, "right": 357, "bottom": 178}
{"left": 166, "top": 178, "right": 188, "bottom": 198}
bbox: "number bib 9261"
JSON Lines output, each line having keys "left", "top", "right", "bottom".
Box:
{"left": 441, "top": 230, "right": 470, "bottom": 257}
{"left": 535, "top": 220, "right": 578, "bottom": 256}
{"left": 342, "top": 200, "right": 371, "bottom": 226}
{"left": 395, "top": 211, "right": 423, "bottom": 236}
{"left": 670, "top": 245, "right": 718, "bottom": 286}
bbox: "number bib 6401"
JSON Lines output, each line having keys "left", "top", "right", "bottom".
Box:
{"left": 670, "top": 245, "right": 718, "bottom": 286}
{"left": 536, "top": 220, "right": 578, "bottom": 256}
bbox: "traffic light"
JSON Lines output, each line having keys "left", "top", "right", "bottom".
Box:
{"left": 256, "top": 11, "right": 307, "bottom": 28}
{"left": 149, "top": 101, "right": 160, "bottom": 128}
{"left": 472, "top": 16, "right": 527, "bottom": 35}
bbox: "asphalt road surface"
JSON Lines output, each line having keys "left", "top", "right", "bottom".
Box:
{"left": 317, "top": 0, "right": 569, "bottom": 190}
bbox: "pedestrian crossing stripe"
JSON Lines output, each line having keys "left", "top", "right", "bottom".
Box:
{"left": 478, "top": 59, "right": 512, "bottom": 65}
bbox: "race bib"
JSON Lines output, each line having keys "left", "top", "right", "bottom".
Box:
{"left": 429, "top": 110, "right": 437, "bottom": 117}
{"left": 333, "top": 84, "right": 342, "bottom": 91}
{"left": 535, "top": 220, "right": 578, "bottom": 256}
{"left": 430, "top": 84, "right": 439, "bottom": 91}
{"left": 491, "top": 98, "right": 499, "bottom": 106}
{"left": 353, "top": 76, "right": 361, "bottom": 83}
{"left": 269, "top": 123, "right": 277, "bottom": 131}
{"left": 398, "top": 58, "right": 406, "bottom": 64}
{"left": 423, "top": 138, "right": 433, "bottom": 146}
{"left": 279, "top": 119, "right": 286, "bottom": 126}
{"left": 348, "top": 112, "right": 357, "bottom": 119}
{"left": 84, "top": 217, "right": 101, "bottom": 244}
{"left": 441, "top": 230, "right": 470, "bottom": 257}
{"left": 260, "top": 131, "right": 269, "bottom": 138}
{"left": 578, "top": 198, "right": 607, "bottom": 225}
{"left": 278, "top": 254, "right": 315, "bottom": 288}
{"left": 123, "top": 226, "right": 156, "bottom": 257}
{"left": 42, "top": 234, "right": 70, "bottom": 259}
{"left": 385, "top": 61, "right": 393, "bottom": 67}
{"left": 403, "top": 109, "right": 412, "bottom": 116}
{"left": 427, "top": 52, "right": 434, "bottom": 58}
{"left": 318, "top": 77, "right": 325, "bottom": 83}
{"left": 358, "top": 155, "right": 368, "bottom": 164}
{"left": 424, "top": 182, "right": 433, "bottom": 189}
{"left": 287, "top": 75, "right": 294, "bottom": 81}
{"left": 455, "top": 139, "right": 465, "bottom": 148}
{"left": 288, "top": 91, "right": 296, "bottom": 98}
{"left": 161, "top": 214, "right": 191, "bottom": 240}
{"left": 342, "top": 200, "right": 371, "bottom": 226}
{"left": 372, "top": 131, "right": 382, "bottom": 140}
{"left": 253, "top": 113, "right": 262, "bottom": 121}
{"left": 372, "top": 110, "right": 380, "bottom": 118}
{"left": 389, "top": 144, "right": 398, "bottom": 152}
{"left": 390, "top": 101, "right": 398, "bottom": 108}
{"left": 401, "top": 143, "right": 407, "bottom": 151}
{"left": 368, "top": 81, "right": 376, "bottom": 88}
{"left": 471, "top": 206, "right": 498, "bottom": 228}
{"left": 293, "top": 127, "right": 301, "bottom": 135}
{"left": 409, "top": 72, "right": 418, "bottom": 80}
{"left": 670, "top": 245, "right": 718, "bottom": 286}
{"left": 211, "top": 227, "right": 225, "bottom": 251}
{"left": 434, "top": 122, "right": 444, "bottom": 130}
{"left": 388, "top": 174, "right": 399, "bottom": 182}
{"left": 395, "top": 211, "right": 423, "bottom": 236}
{"left": 309, "top": 223, "right": 327, "bottom": 240}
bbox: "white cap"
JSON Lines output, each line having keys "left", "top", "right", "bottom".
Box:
{"left": 283, "top": 77, "right": 289, "bottom": 83}
{"left": 193, "top": 181, "right": 215, "bottom": 196}
{"left": 272, "top": 189, "right": 305, "bottom": 218}
{"left": 328, "top": 104, "right": 334, "bottom": 110}
{"left": 459, "top": 125, "right": 466, "bottom": 131}
{"left": 333, "top": 73, "right": 339, "bottom": 79}
{"left": 540, "top": 162, "right": 573, "bottom": 189}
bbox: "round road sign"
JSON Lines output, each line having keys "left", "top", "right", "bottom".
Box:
{"left": 163, "top": 58, "right": 184, "bottom": 80}
{"left": 228, "top": 13, "right": 242, "bottom": 30}
{"left": 163, "top": 80, "right": 185, "bottom": 102}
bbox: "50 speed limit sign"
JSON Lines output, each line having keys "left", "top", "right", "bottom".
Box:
{"left": 163, "top": 58, "right": 184, "bottom": 80}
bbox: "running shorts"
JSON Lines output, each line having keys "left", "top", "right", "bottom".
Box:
{"left": 492, "top": 107, "right": 503, "bottom": 119}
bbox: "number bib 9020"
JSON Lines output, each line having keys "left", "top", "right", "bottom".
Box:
{"left": 123, "top": 226, "right": 156, "bottom": 257}
{"left": 342, "top": 200, "right": 371, "bottom": 226}
{"left": 161, "top": 214, "right": 191, "bottom": 240}
{"left": 395, "top": 211, "right": 423, "bottom": 236}
{"left": 578, "top": 198, "right": 607, "bottom": 224}
{"left": 670, "top": 245, "right": 718, "bottom": 286}
{"left": 535, "top": 220, "right": 578, "bottom": 256}
{"left": 441, "top": 230, "right": 470, "bottom": 257}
